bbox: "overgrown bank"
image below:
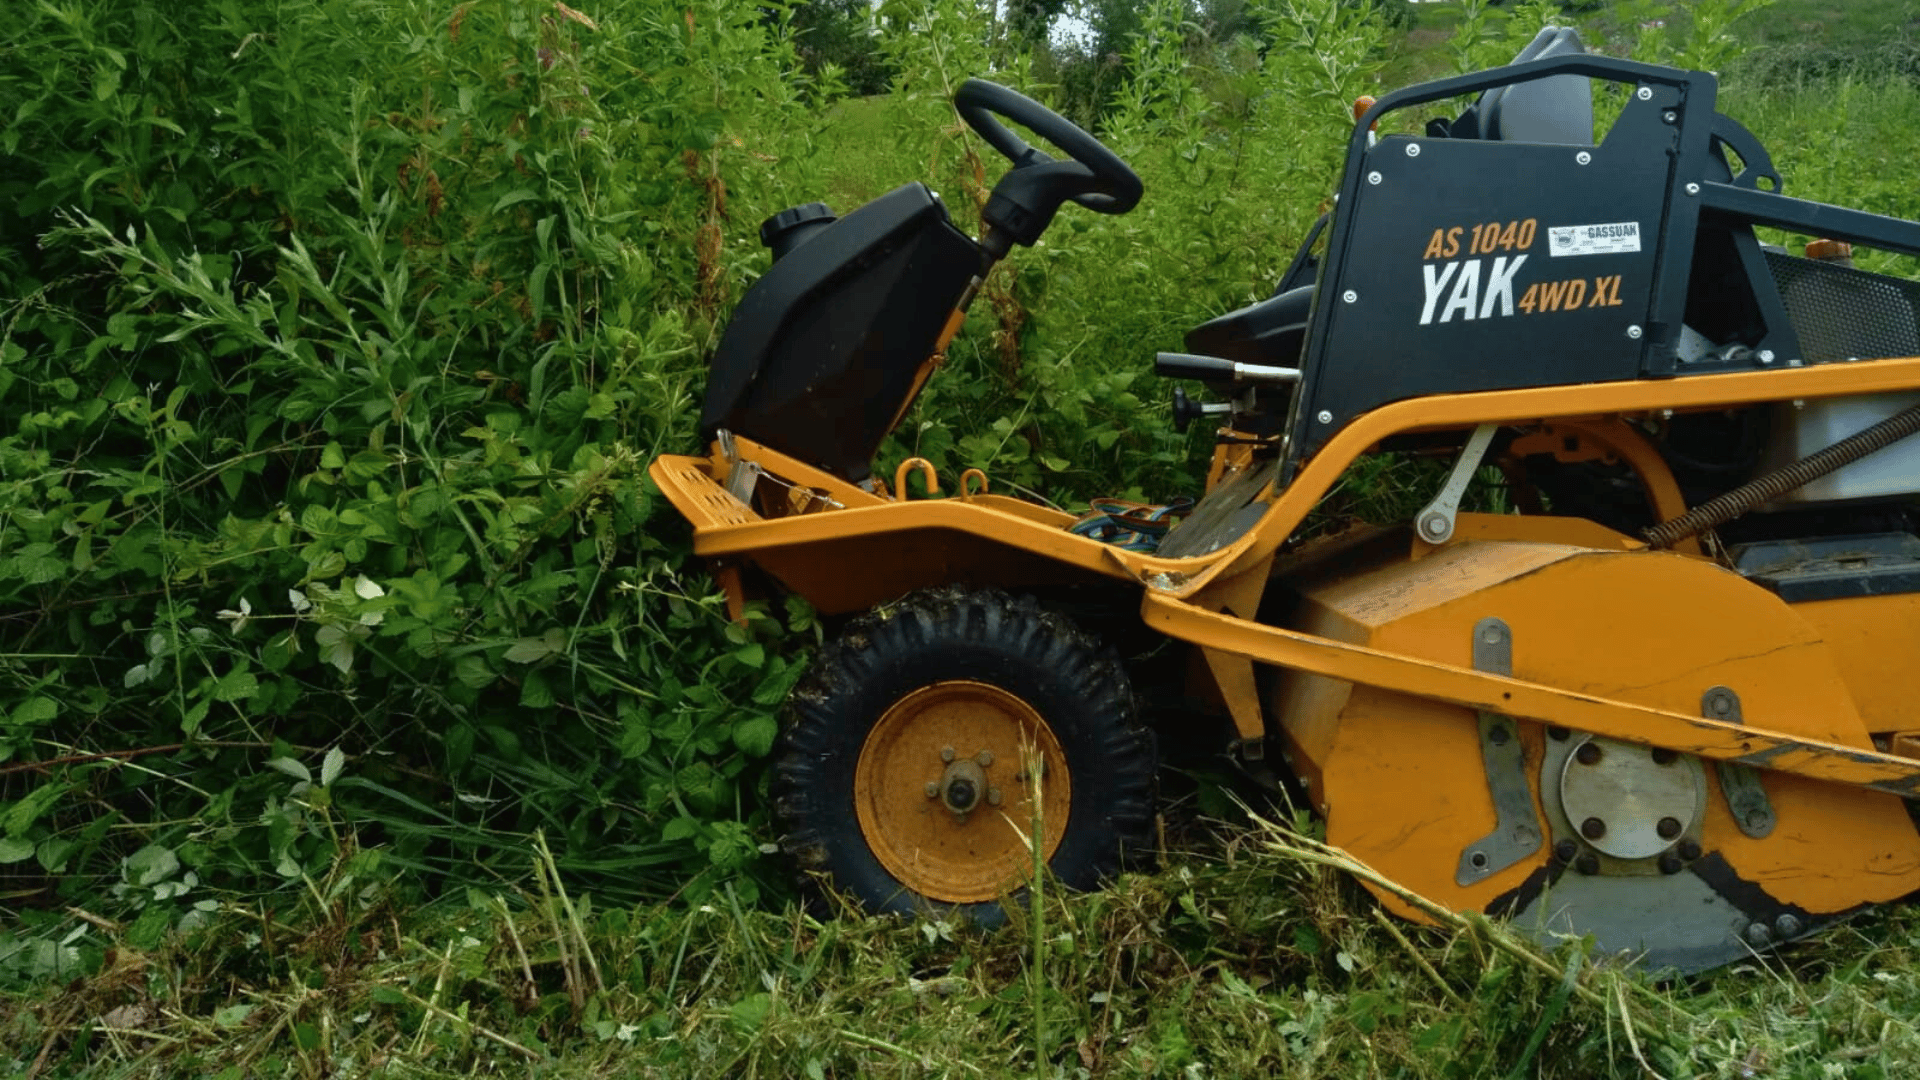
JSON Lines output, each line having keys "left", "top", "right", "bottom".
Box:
{"left": 10, "top": 0, "right": 1920, "bottom": 1074}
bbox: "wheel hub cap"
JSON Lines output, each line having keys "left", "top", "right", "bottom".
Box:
{"left": 854, "top": 680, "right": 1071, "bottom": 904}
{"left": 939, "top": 759, "right": 987, "bottom": 815}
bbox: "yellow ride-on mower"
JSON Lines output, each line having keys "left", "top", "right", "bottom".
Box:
{"left": 651, "top": 30, "right": 1920, "bottom": 972}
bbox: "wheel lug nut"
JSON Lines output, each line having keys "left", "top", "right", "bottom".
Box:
{"left": 1575, "top": 854, "right": 1600, "bottom": 875}
{"left": 1678, "top": 840, "right": 1702, "bottom": 861}
{"left": 975, "top": 750, "right": 994, "bottom": 767}
{"left": 1656, "top": 816, "right": 1682, "bottom": 840}
{"left": 1547, "top": 726, "right": 1570, "bottom": 742}
{"left": 1651, "top": 748, "right": 1678, "bottom": 765}
{"left": 987, "top": 787, "right": 1002, "bottom": 806}
{"left": 940, "top": 746, "right": 955, "bottom": 763}
{"left": 1580, "top": 816, "right": 1607, "bottom": 840}
{"left": 1658, "top": 854, "right": 1683, "bottom": 875}
{"left": 925, "top": 782, "right": 940, "bottom": 799}
{"left": 1553, "top": 839, "right": 1577, "bottom": 863}
{"left": 1575, "top": 742, "right": 1602, "bottom": 766}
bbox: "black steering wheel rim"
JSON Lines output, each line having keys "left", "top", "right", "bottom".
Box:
{"left": 952, "top": 79, "right": 1142, "bottom": 215}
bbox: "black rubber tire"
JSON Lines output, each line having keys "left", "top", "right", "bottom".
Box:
{"left": 773, "top": 586, "right": 1157, "bottom": 923}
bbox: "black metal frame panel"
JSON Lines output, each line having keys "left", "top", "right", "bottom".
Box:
{"left": 1284, "top": 54, "right": 1920, "bottom": 474}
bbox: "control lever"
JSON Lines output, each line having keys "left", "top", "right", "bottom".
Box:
{"left": 1155, "top": 352, "right": 1300, "bottom": 386}
{"left": 1172, "top": 386, "right": 1232, "bottom": 433}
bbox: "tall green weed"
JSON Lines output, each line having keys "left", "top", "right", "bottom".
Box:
{"left": 0, "top": 0, "right": 813, "bottom": 950}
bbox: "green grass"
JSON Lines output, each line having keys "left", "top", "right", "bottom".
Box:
{"left": 1736, "top": 0, "right": 1920, "bottom": 53}
{"left": 10, "top": 811, "right": 1920, "bottom": 1078}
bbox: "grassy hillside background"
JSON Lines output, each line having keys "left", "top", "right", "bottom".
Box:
{"left": 7, "top": 0, "right": 1920, "bottom": 1075}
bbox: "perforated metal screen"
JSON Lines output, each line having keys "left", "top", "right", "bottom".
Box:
{"left": 1765, "top": 251, "right": 1920, "bottom": 363}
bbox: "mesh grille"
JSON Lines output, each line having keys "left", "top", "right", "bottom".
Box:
{"left": 1765, "top": 251, "right": 1920, "bottom": 362}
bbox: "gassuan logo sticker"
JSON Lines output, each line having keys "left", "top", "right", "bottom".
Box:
{"left": 1548, "top": 221, "right": 1642, "bottom": 257}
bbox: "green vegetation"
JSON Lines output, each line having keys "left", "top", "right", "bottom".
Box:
{"left": 13, "top": 811, "right": 1920, "bottom": 1077}
{"left": 1728, "top": 0, "right": 1920, "bottom": 81}
{"left": 8, "top": 0, "right": 1920, "bottom": 1075}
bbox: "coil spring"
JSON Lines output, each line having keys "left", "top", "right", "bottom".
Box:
{"left": 1643, "top": 400, "right": 1920, "bottom": 550}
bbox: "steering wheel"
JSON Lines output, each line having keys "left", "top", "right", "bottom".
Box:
{"left": 953, "top": 79, "right": 1142, "bottom": 216}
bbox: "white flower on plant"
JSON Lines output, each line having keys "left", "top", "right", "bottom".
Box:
{"left": 215, "top": 597, "right": 252, "bottom": 634}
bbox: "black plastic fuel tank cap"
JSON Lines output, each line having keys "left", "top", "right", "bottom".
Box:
{"left": 760, "top": 202, "right": 837, "bottom": 261}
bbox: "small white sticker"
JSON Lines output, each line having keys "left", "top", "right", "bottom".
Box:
{"left": 1548, "top": 222, "right": 1641, "bottom": 257}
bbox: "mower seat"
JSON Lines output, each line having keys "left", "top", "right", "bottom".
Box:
{"left": 1183, "top": 284, "right": 1314, "bottom": 372}
{"left": 1437, "top": 26, "right": 1594, "bottom": 145}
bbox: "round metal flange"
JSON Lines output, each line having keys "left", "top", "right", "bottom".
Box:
{"left": 854, "top": 680, "right": 1071, "bottom": 904}
{"left": 1557, "top": 736, "right": 1705, "bottom": 860}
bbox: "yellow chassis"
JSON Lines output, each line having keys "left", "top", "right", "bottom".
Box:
{"left": 650, "top": 354, "right": 1920, "bottom": 894}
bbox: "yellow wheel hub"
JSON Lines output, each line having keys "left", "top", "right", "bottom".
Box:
{"left": 854, "top": 679, "right": 1072, "bottom": 904}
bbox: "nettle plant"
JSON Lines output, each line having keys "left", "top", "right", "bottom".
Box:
{"left": 0, "top": 0, "right": 811, "bottom": 931}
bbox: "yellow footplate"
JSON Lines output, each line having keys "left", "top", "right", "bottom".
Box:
{"left": 650, "top": 455, "right": 760, "bottom": 529}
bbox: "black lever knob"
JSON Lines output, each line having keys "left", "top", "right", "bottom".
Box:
{"left": 1172, "top": 387, "right": 1233, "bottom": 433}
{"left": 1172, "top": 385, "right": 1201, "bottom": 433}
